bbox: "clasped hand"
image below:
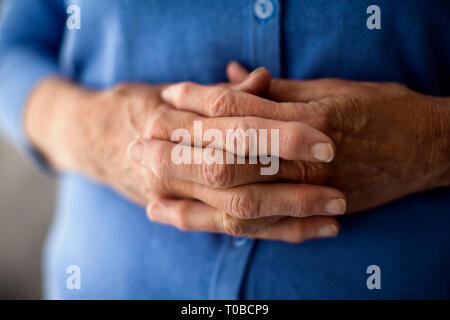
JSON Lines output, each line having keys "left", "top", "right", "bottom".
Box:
{"left": 69, "top": 62, "right": 448, "bottom": 243}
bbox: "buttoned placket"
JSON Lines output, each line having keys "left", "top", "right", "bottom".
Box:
{"left": 208, "top": 0, "right": 282, "bottom": 300}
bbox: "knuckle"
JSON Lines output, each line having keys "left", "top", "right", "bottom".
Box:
{"left": 229, "top": 119, "right": 252, "bottom": 156}
{"left": 147, "top": 106, "right": 170, "bottom": 137}
{"left": 149, "top": 105, "right": 168, "bottom": 125}
{"left": 321, "top": 78, "right": 346, "bottom": 90}
{"left": 144, "top": 170, "right": 171, "bottom": 195}
{"left": 221, "top": 215, "right": 246, "bottom": 236}
{"left": 382, "top": 82, "right": 410, "bottom": 95}
{"left": 173, "top": 204, "right": 190, "bottom": 231}
{"left": 209, "top": 88, "right": 232, "bottom": 116}
{"left": 175, "top": 82, "right": 194, "bottom": 103}
{"left": 110, "top": 83, "right": 130, "bottom": 95}
{"left": 234, "top": 117, "right": 251, "bottom": 132}
{"left": 151, "top": 160, "right": 170, "bottom": 179}
{"left": 291, "top": 224, "right": 306, "bottom": 243}
{"left": 335, "top": 93, "right": 368, "bottom": 134}
{"left": 176, "top": 201, "right": 191, "bottom": 215}
{"left": 144, "top": 94, "right": 162, "bottom": 111}
{"left": 382, "top": 81, "right": 406, "bottom": 90}
{"left": 337, "top": 92, "right": 360, "bottom": 107}
{"left": 202, "top": 163, "right": 230, "bottom": 188}
{"left": 302, "top": 100, "right": 330, "bottom": 132}
{"left": 228, "top": 192, "right": 259, "bottom": 219}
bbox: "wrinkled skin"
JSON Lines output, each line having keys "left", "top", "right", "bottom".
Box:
{"left": 55, "top": 80, "right": 342, "bottom": 243}
{"left": 26, "top": 64, "right": 449, "bottom": 243}
{"left": 160, "top": 63, "right": 450, "bottom": 214}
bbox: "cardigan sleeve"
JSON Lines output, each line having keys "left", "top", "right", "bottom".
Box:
{"left": 0, "top": 0, "right": 65, "bottom": 171}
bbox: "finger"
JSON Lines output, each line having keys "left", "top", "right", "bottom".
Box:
{"left": 130, "top": 144, "right": 346, "bottom": 220}
{"left": 129, "top": 142, "right": 345, "bottom": 220}
{"left": 147, "top": 198, "right": 339, "bottom": 242}
{"left": 128, "top": 138, "right": 312, "bottom": 188}
{"left": 233, "top": 67, "right": 271, "bottom": 94}
{"left": 267, "top": 78, "right": 351, "bottom": 102}
{"left": 160, "top": 81, "right": 326, "bottom": 127}
{"left": 162, "top": 79, "right": 283, "bottom": 118}
{"left": 252, "top": 216, "right": 339, "bottom": 243}
{"left": 227, "top": 61, "right": 249, "bottom": 83}
{"left": 189, "top": 182, "right": 347, "bottom": 220}
{"left": 225, "top": 61, "right": 345, "bottom": 102}
{"left": 147, "top": 104, "right": 335, "bottom": 162}
{"left": 147, "top": 198, "right": 275, "bottom": 234}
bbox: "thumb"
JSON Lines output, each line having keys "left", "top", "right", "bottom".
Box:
{"left": 226, "top": 61, "right": 272, "bottom": 95}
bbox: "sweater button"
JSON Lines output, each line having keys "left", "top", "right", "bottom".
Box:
{"left": 254, "top": 0, "right": 275, "bottom": 20}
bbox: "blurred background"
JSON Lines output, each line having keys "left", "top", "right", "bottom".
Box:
{"left": 0, "top": 0, "right": 55, "bottom": 300}
{"left": 0, "top": 136, "right": 55, "bottom": 299}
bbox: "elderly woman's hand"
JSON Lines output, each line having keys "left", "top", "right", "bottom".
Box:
{"left": 26, "top": 78, "right": 344, "bottom": 243}
{"left": 160, "top": 63, "right": 450, "bottom": 214}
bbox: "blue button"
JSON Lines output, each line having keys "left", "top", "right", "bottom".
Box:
{"left": 254, "top": 0, "right": 275, "bottom": 20}
{"left": 233, "top": 237, "right": 249, "bottom": 247}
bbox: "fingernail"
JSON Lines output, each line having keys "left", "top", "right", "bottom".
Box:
{"left": 311, "top": 143, "right": 334, "bottom": 163}
{"left": 127, "top": 140, "right": 143, "bottom": 162}
{"left": 250, "top": 67, "right": 264, "bottom": 75}
{"left": 248, "top": 67, "right": 267, "bottom": 78}
{"left": 316, "top": 224, "right": 339, "bottom": 238}
{"left": 324, "top": 198, "right": 347, "bottom": 215}
{"left": 161, "top": 86, "right": 176, "bottom": 102}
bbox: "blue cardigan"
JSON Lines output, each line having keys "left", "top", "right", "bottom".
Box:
{"left": 0, "top": 0, "right": 449, "bottom": 299}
